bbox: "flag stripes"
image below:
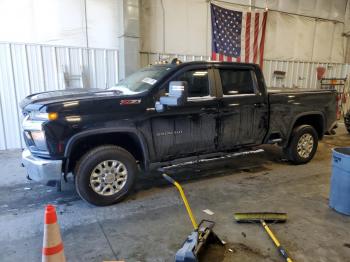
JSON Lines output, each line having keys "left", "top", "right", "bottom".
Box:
{"left": 211, "top": 4, "right": 267, "bottom": 67}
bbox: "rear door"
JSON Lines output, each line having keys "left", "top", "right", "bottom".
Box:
{"left": 215, "top": 65, "right": 268, "bottom": 150}
{"left": 149, "top": 66, "right": 219, "bottom": 161}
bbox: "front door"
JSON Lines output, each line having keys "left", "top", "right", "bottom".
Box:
{"left": 150, "top": 67, "right": 219, "bottom": 161}
{"left": 216, "top": 66, "right": 268, "bottom": 150}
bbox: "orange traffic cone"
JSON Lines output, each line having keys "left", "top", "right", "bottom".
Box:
{"left": 42, "top": 205, "right": 66, "bottom": 262}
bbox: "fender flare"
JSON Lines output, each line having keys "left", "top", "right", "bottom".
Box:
{"left": 285, "top": 111, "right": 325, "bottom": 145}
{"left": 63, "top": 127, "right": 150, "bottom": 174}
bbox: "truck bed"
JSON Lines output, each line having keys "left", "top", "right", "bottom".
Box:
{"left": 268, "top": 87, "right": 335, "bottom": 94}
{"left": 267, "top": 88, "right": 337, "bottom": 146}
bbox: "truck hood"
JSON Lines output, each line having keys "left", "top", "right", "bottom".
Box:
{"left": 20, "top": 88, "right": 122, "bottom": 110}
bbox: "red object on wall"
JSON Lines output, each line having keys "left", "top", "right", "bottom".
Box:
{"left": 316, "top": 67, "right": 326, "bottom": 80}
{"left": 342, "top": 93, "right": 347, "bottom": 103}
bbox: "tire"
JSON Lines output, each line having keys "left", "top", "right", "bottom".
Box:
{"left": 345, "top": 114, "right": 350, "bottom": 133}
{"left": 283, "top": 125, "right": 318, "bottom": 165}
{"left": 74, "top": 145, "right": 138, "bottom": 206}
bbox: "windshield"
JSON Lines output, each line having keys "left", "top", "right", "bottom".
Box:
{"left": 109, "top": 66, "right": 172, "bottom": 95}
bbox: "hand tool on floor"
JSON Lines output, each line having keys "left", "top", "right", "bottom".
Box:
{"left": 162, "top": 173, "right": 225, "bottom": 262}
{"left": 234, "top": 212, "right": 293, "bottom": 262}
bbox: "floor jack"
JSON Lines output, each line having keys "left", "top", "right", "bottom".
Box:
{"left": 162, "top": 174, "right": 225, "bottom": 262}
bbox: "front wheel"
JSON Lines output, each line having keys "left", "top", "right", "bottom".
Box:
{"left": 75, "top": 145, "right": 138, "bottom": 206}
{"left": 283, "top": 125, "right": 318, "bottom": 165}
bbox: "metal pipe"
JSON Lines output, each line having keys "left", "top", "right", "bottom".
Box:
{"left": 52, "top": 46, "right": 60, "bottom": 90}
{"left": 0, "top": 63, "right": 8, "bottom": 149}
{"left": 39, "top": 45, "right": 47, "bottom": 91}
{"left": 24, "top": 44, "right": 32, "bottom": 94}
{"left": 160, "top": 0, "right": 166, "bottom": 54}
{"left": 104, "top": 49, "right": 108, "bottom": 89}
{"left": 329, "top": 24, "right": 337, "bottom": 63}
{"left": 8, "top": 44, "right": 22, "bottom": 148}
{"left": 211, "top": 0, "right": 344, "bottom": 24}
{"left": 84, "top": 0, "right": 89, "bottom": 48}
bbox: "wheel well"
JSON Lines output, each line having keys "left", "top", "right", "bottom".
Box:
{"left": 293, "top": 114, "right": 324, "bottom": 139}
{"left": 67, "top": 132, "right": 145, "bottom": 173}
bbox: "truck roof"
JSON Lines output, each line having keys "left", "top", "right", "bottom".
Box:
{"left": 152, "top": 60, "right": 259, "bottom": 69}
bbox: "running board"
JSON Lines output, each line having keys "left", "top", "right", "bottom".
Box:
{"left": 267, "top": 138, "right": 282, "bottom": 144}
{"left": 157, "top": 149, "right": 265, "bottom": 171}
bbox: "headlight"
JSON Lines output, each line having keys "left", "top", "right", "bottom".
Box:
{"left": 29, "top": 111, "right": 58, "bottom": 121}
{"left": 30, "top": 131, "right": 48, "bottom": 151}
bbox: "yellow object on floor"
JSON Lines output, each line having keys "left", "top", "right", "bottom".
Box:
{"left": 234, "top": 212, "right": 293, "bottom": 262}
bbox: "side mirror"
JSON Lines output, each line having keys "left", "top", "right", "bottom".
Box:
{"left": 159, "top": 81, "right": 188, "bottom": 107}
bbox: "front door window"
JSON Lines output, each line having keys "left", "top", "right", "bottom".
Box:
{"left": 176, "top": 69, "right": 210, "bottom": 98}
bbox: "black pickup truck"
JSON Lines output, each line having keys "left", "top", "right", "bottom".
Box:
{"left": 20, "top": 60, "right": 337, "bottom": 205}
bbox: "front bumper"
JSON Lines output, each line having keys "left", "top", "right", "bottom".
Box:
{"left": 22, "top": 149, "right": 62, "bottom": 185}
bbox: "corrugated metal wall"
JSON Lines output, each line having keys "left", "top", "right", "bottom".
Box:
{"left": 263, "top": 60, "right": 350, "bottom": 89}
{"left": 140, "top": 52, "right": 350, "bottom": 90}
{"left": 0, "top": 42, "right": 119, "bottom": 150}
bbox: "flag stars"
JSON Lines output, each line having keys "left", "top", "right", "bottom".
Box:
{"left": 212, "top": 5, "right": 242, "bottom": 58}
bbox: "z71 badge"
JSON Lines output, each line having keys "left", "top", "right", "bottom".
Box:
{"left": 120, "top": 99, "right": 141, "bottom": 105}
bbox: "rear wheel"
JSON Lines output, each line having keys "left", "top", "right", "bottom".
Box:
{"left": 75, "top": 145, "right": 138, "bottom": 206}
{"left": 345, "top": 114, "right": 350, "bottom": 133}
{"left": 284, "top": 125, "right": 318, "bottom": 164}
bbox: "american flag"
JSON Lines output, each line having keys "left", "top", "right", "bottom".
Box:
{"left": 211, "top": 4, "right": 267, "bottom": 67}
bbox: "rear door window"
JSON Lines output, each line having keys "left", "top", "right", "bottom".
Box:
{"left": 219, "top": 69, "right": 256, "bottom": 95}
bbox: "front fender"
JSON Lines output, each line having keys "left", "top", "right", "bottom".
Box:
{"left": 64, "top": 127, "right": 150, "bottom": 173}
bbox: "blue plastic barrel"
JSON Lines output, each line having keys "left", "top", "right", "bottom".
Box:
{"left": 330, "top": 147, "right": 350, "bottom": 215}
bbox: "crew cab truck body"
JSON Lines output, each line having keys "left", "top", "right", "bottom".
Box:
{"left": 20, "top": 61, "right": 337, "bottom": 205}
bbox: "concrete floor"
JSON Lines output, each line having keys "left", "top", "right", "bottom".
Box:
{"left": 1, "top": 125, "right": 350, "bottom": 262}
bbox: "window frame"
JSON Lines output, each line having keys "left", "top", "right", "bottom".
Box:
{"left": 175, "top": 69, "right": 211, "bottom": 99}
{"left": 157, "top": 65, "right": 218, "bottom": 101}
{"left": 214, "top": 65, "right": 259, "bottom": 98}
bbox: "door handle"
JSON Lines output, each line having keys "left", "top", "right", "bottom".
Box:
{"left": 254, "top": 103, "right": 265, "bottom": 108}
{"left": 200, "top": 108, "right": 217, "bottom": 114}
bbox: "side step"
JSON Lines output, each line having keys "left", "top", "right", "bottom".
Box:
{"left": 158, "top": 149, "right": 264, "bottom": 171}
{"left": 267, "top": 138, "right": 282, "bottom": 144}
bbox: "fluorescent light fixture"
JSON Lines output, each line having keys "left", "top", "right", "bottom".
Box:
{"left": 193, "top": 71, "right": 208, "bottom": 76}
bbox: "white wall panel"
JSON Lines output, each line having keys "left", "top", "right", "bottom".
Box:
{"left": 331, "top": 23, "right": 347, "bottom": 63}
{"left": 140, "top": 0, "right": 211, "bottom": 56}
{"left": 164, "top": 0, "right": 188, "bottom": 54}
{"left": 264, "top": 12, "right": 317, "bottom": 61}
{"left": 140, "top": 0, "right": 347, "bottom": 63}
{"left": 86, "top": 0, "right": 119, "bottom": 49}
{"left": 255, "top": 0, "right": 347, "bottom": 22}
{"left": 0, "top": 0, "right": 119, "bottom": 49}
{"left": 139, "top": 0, "right": 164, "bottom": 53}
{"left": 313, "top": 21, "right": 336, "bottom": 62}
{"left": 0, "top": 42, "right": 119, "bottom": 150}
